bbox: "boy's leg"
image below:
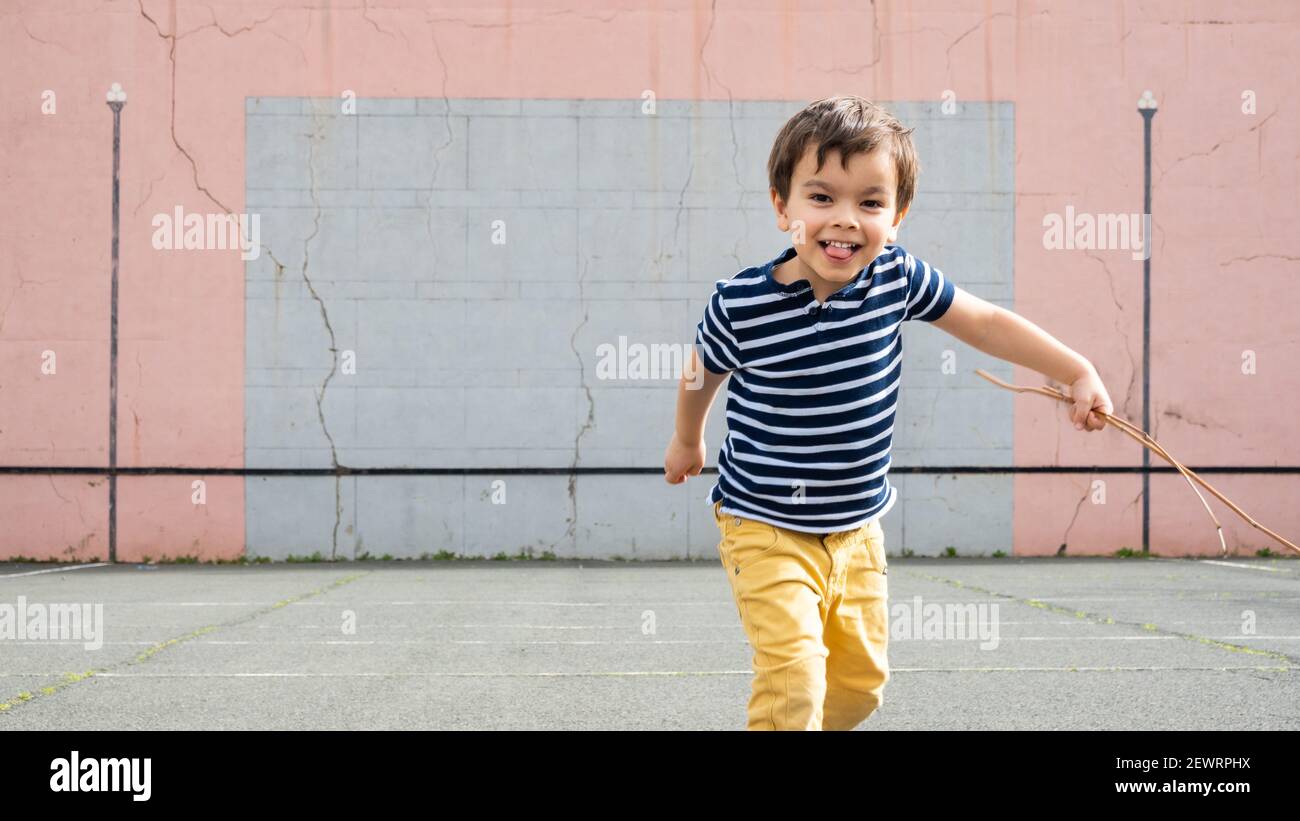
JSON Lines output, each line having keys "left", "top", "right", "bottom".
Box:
{"left": 820, "top": 518, "right": 890, "bottom": 731}
{"left": 714, "top": 502, "right": 833, "bottom": 730}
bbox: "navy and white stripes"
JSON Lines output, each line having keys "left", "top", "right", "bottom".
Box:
{"left": 694, "top": 244, "right": 955, "bottom": 533}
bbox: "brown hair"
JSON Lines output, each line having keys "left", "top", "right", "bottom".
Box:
{"left": 767, "top": 95, "right": 920, "bottom": 215}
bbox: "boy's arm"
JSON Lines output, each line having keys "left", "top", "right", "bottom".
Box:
{"left": 675, "top": 347, "right": 729, "bottom": 445}
{"left": 931, "top": 286, "right": 1114, "bottom": 431}
{"left": 664, "top": 347, "right": 729, "bottom": 484}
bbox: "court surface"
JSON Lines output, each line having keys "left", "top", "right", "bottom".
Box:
{"left": 1, "top": 557, "right": 1296, "bottom": 730}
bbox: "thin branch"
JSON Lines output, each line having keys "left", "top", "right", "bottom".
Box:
{"left": 975, "top": 369, "right": 1298, "bottom": 556}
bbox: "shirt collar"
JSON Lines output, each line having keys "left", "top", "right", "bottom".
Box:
{"left": 761, "top": 245, "right": 886, "bottom": 298}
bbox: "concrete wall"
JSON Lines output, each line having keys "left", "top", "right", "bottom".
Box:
{"left": 242, "top": 97, "right": 1012, "bottom": 559}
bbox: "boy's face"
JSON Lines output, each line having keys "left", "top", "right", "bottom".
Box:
{"left": 770, "top": 143, "right": 907, "bottom": 292}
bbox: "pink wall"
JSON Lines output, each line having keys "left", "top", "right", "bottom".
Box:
{"left": 1, "top": 0, "right": 1296, "bottom": 559}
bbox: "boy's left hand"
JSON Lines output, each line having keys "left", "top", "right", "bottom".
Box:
{"left": 1067, "top": 366, "right": 1113, "bottom": 432}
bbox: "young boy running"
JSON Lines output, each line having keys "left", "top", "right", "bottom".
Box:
{"left": 664, "top": 95, "right": 1113, "bottom": 730}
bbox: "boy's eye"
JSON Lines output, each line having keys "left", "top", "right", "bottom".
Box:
{"left": 810, "top": 193, "right": 884, "bottom": 208}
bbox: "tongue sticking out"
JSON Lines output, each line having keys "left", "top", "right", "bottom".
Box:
{"left": 823, "top": 242, "right": 854, "bottom": 261}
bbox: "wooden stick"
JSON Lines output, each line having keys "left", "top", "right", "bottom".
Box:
{"left": 974, "top": 368, "right": 1298, "bottom": 556}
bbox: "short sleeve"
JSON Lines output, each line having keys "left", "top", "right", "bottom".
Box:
{"left": 901, "top": 251, "right": 956, "bottom": 322}
{"left": 694, "top": 283, "right": 743, "bottom": 374}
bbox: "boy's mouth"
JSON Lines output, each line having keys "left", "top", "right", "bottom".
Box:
{"left": 818, "top": 239, "right": 860, "bottom": 263}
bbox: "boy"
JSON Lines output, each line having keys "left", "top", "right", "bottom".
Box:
{"left": 663, "top": 95, "right": 1113, "bottom": 731}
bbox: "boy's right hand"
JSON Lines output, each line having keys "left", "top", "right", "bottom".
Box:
{"left": 664, "top": 433, "right": 707, "bottom": 484}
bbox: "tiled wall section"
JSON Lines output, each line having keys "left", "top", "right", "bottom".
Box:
{"left": 244, "top": 98, "right": 1015, "bottom": 559}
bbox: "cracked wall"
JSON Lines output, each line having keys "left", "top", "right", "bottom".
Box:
{"left": 0, "top": 1, "right": 1296, "bottom": 560}
{"left": 243, "top": 97, "right": 1014, "bottom": 559}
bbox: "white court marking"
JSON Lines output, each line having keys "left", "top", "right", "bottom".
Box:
{"left": 10, "top": 635, "right": 1300, "bottom": 647}
{"left": 1195, "top": 560, "right": 1292, "bottom": 573}
{"left": 89, "top": 596, "right": 1300, "bottom": 606}
{"left": 0, "top": 563, "right": 109, "bottom": 579}
{"left": 67, "top": 665, "right": 1297, "bottom": 677}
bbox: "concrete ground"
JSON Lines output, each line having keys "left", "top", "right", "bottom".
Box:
{"left": 0, "top": 556, "right": 1296, "bottom": 730}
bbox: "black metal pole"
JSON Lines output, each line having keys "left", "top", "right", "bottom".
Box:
{"left": 1139, "top": 93, "right": 1156, "bottom": 555}
{"left": 108, "top": 89, "right": 124, "bottom": 562}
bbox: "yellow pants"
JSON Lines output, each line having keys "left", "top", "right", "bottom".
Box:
{"left": 713, "top": 499, "right": 889, "bottom": 731}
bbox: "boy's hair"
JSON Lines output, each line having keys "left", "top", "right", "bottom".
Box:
{"left": 767, "top": 95, "right": 920, "bottom": 216}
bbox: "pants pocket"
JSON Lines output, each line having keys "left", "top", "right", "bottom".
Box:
{"left": 716, "top": 507, "right": 781, "bottom": 574}
{"left": 863, "top": 519, "right": 887, "bottom": 576}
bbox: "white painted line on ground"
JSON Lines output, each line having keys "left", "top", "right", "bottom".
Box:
{"left": 238, "top": 620, "right": 1276, "bottom": 629}
{"left": 1196, "top": 560, "right": 1292, "bottom": 573}
{"left": 9, "top": 636, "right": 1300, "bottom": 647}
{"left": 77, "top": 665, "right": 1296, "bottom": 677}
{"left": 243, "top": 599, "right": 1025, "bottom": 606}
{"left": 0, "top": 563, "right": 110, "bottom": 579}
{"left": 1036, "top": 595, "right": 1300, "bottom": 602}
{"left": 99, "top": 597, "right": 1292, "bottom": 608}
{"left": 89, "top": 671, "right": 757, "bottom": 677}
{"left": 1011, "top": 635, "right": 1300, "bottom": 641}
{"left": 896, "top": 665, "right": 1297, "bottom": 672}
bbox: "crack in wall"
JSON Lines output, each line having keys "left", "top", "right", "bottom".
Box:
{"left": 796, "top": 1, "right": 884, "bottom": 74}
{"left": 691, "top": 0, "right": 754, "bottom": 275}
{"left": 422, "top": 7, "right": 621, "bottom": 30}
{"left": 924, "top": 375, "right": 943, "bottom": 440}
{"left": 44, "top": 474, "right": 93, "bottom": 534}
{"left": 1051, "top": 391, "right": 1062, "bottom": 465}
{"left": 699, "top": 1, "right": 744, "bottom": 197}
{"left": 1220, "top": 254, "right": 1300, "bottom": 266}
{"left": 566, "top": 257, "right": 595, "bottom": 555}
{"left": 132, "top": 350, "right": 146, "bottom": 465}
{"left": 20, "top": 17, "right": 74, "bottom": 55}
{"left": 201, "top": 4, "right": 286, "bottom": 38}
{"left": 138, "top": 0, "right": 311, "bottom": 218}
{"left": 0, "top": 284, "right": 15, "bottom": 336}
{"left": 1081, "top": 250, "right": 1139, "bottom": 422}
{"left": 669, "top": 0, "right": 720, "bottom": 254}
{"left": 944, "top": 12, "right": 1013, "bottom": 78}
{"left": 297, "top": 113, "right": 345, "bottom": 561}
{"left": 1155, "top": 107, "right": 1278, "bottom": 190}
{"left": 259, "top": 245, "right": 290, "bottom": 338}
{"left": 417, "top": 13, "right": 461, "bottom": 558}
{"left": 137, "top": 0, "right": 236, "bottom": 218}
{"left": 1059, "top": 484, "right": 1091, "bottom": 554}
{"left": 0, "top": 269, "right": 54, "bottom": 336}
{"left": 1160, "top": 406, "right": 1245, "bottom": 439}
{"left": 671, "top": 155, "right": 695, "bottom": 254}
{"left": 360, "top": 0, "right": 398, "bottom": 40}
{"left": 420, "top": 18, "right": 454, "bottom": 248}
{"left": 132, "top": 169, "right": 169, "bottom": 217}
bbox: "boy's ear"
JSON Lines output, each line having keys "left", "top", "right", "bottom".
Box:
{"left": 887, "top": 205, "right": 909, "bottom": 243}
{"left": 770, "top": 187, "right": 789, "bottom": 232}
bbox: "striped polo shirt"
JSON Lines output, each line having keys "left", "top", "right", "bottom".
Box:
{"left": 694, "top": 243, "right": 956, "bottom": 534}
